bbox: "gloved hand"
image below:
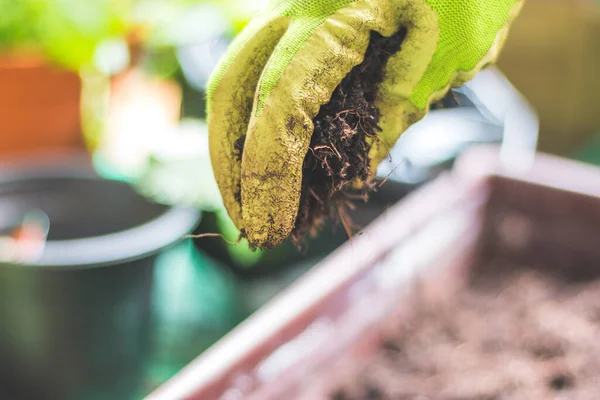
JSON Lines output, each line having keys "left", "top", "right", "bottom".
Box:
{"left": 208, "top": 0, "right": 523, "bottom": 249}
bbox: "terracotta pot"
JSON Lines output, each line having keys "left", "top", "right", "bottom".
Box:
{"left": 0, "top": 56, "right": 83, "bottom": 157}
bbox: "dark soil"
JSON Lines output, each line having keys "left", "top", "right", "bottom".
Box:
{"left": 327, "top": 270, "right": 600, "bottom": 399}
{"left": 291, "top": 28, "right": 407, "bottom": 246}
{"left": 234, "top": 134, "right": 246, "bottom": 161}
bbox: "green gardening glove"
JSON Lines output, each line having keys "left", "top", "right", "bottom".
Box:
{"left": 208, "top": 0, "right": 523, "bottom": 249}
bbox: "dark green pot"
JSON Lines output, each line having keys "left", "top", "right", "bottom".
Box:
{"left": 0, "top": 156, "right": 200, "bottom": 400}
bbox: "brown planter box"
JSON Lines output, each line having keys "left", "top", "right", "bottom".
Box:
{"left": 148, "top": 146, "right": 600, "bottom": 400}
{"left": 0, "top": 56, "right": 83, "bottom": 156}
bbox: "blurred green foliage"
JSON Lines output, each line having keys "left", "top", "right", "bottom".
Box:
{"left": 0, "top": 0, "right": 262, "bottom": 72}
{"left": 0, "top": 0, "right": 131, "bottom": 70}
{"left": 0, "top": 1, "right": 40, "bottom": 49}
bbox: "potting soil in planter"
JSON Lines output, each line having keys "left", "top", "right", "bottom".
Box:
{"left": 322, "top": 268, "right": 600, "bottom": 399}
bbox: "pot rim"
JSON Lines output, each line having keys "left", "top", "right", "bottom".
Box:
{"left": 0, "top": 154, "right": 201, "bottom": 269}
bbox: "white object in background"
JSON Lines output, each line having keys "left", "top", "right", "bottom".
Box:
{"left": 459, "top": 67, "right": 539, "bottom": 174}
{"left": 378, "top": 67, "right": 539, "bottom": 184}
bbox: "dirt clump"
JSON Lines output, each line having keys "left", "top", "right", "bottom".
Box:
{"left": 291, "top": 28, "right": 407, "bottom": 246}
